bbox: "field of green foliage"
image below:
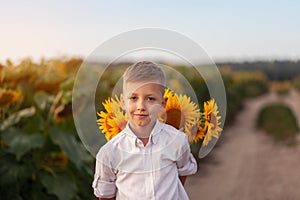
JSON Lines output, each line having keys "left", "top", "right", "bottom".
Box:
{"left": 2, "top": 58, "right": 296, "bottom": 199}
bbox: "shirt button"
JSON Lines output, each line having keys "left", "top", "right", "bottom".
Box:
{"left": 136, "top": 140, "right": 143, "bottom": 147}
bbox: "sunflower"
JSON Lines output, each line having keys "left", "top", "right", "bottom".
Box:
{"left": 97, "top": 96, "right": 127, "bottom": 141}
{"left": 54, "top": 102, "right": 72, "bottom": 123}
{"left": 186, "top": 122, "right": 206, "bottom": 143}
{"left": 35, "top": 81, "right": 61, "bottom": 94}
{"left": 158, "top": 88, "right": 199, "bottom": 130}
{"left": 42, "top": 152, "right": 68, "bottom": 168}
{"left": 97, "top": 90, "right": 222, "bottom": 144}
{"left": 0, "top": 89, "right": 22, "bottom": 107}
{"left": 202, "top": 99, "right": 222, "bottom": 146}
{"left": 97, "top": 98, "right": 115, "bottom": 140}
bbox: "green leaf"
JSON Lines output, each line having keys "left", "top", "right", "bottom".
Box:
{"left": 21, "top": 115, "right": 45, "bottom": 134}
{"left": 2, "top": 129, "right": 45, "bottom": 159}
{"left": 61, "top": 91, "right": 72, "bottom": 104}
{"left": 0, "top": 154, "right": 31, "bottom": 186}
{"left": 31, "top": 191, "right": 57, "bottom": 200}
{"left": 41, "top": 173, "right": 77, "bottom": 200}
{"left": 34, "top": 91, "right": 50, "bottom": 110}
{"left": 0, "top": 107, "right": 36, "bottom": 131}
{"left": 48, "top": 127, "right": 92, "bottom": 169}
{"left": 60, "top": 78, "right": 74, "bottom": 91}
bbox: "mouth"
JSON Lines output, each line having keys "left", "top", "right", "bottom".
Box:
{"left": 133, "top": 113, "right": 149, "bottom": 117}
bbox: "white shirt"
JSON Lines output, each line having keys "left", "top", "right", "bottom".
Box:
{"left": 93, "top": 120, "right": 197, "bottom": 200}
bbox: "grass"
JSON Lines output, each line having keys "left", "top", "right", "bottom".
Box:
{"left": 257, "top": 104, "right": 299, "bottom": 145}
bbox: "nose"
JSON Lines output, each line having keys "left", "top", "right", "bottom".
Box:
{"left": 137, "top": 99, "right": 146, "bottom": 111}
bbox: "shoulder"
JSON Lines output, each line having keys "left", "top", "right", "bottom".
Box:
{"left": 162, "top": 124, "right": 188, "bottom": 141}
{"left": 157, "top": 124, "right": 191, "bottom": 159}
{"left": 96, "top": 130, "right": 128, "bottom": 160}
{"left": 160, "top": 124, "right": 189, "bottom": 148}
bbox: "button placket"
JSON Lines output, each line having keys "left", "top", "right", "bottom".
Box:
{"left": 144, "top": 143, "right": 155, "bottom": 199}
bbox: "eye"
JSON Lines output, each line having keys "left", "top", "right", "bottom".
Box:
{"left": 129, "top": 96, "right": 137, "bottom": 101}
{"left": 147, "top": 97, "right": 156, "bottom": 101}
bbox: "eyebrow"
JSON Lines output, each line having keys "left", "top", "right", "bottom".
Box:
{"left": 129, "top": 93, "right": 156, "bottom": 96}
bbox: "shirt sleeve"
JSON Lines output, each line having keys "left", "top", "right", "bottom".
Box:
{"left": 176, "top": 135, "right": 197, "bottom": 176}
{"left": 92, "top": 147, "right": 117, "bottom": 198}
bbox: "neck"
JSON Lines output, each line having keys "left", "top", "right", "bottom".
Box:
{"left": 129, "top": 121, "right": 156, "bottom": 138}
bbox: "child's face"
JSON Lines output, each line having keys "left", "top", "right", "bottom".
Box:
{"left": 122, "top": 81, "right": 166, "bottom": 129}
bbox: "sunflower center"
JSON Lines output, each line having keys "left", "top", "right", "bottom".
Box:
{"left": 210, "top": 114, "right": 217, "bottom": 130}
{"left": 165, "top": 109, "right": 185, "bottom": 129}
{"left": 0, "top": 92, "right": 14, "bottom": 106}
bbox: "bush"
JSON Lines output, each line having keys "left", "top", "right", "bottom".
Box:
{"left": 257, "top": 104, "right": 299, "bottom": 144}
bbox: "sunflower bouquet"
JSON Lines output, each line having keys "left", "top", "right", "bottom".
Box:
{"left": 97, "top": 88, "right": 222, "bottom": 146}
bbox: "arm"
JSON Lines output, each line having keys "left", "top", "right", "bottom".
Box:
{"left": 179, "top": 175, "right": 187, "bottom": 186}
{"left": 93, "top": 148, "right": 117, "bottom": 199}
{"left": 176, "top": 135, "right": 197, "bottom": 178}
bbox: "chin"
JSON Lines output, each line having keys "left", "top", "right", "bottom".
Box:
{"left": 135, "top": 122, "right": 150, "bottom": 127}
{"left": 139, "top": 120, "right": 156, "bottom": 127}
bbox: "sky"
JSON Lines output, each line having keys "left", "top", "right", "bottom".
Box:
{"left": 1, "top": 0, "right": 300, "bottom": 64}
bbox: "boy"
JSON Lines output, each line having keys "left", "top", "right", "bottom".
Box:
{"left": 93, "top": 61, "right": 197, "bottom": 200}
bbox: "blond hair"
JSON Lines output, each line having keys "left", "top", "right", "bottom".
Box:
{"left": 123, "top": 61, "right": 166, "bottom": 93}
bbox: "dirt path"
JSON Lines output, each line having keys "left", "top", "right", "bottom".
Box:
{"left": 185, "top": 90, "right": 300, "bottom": 200}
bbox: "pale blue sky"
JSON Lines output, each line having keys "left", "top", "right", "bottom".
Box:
{"left": 1, "top": 0, "right": 299, "bottom": 63}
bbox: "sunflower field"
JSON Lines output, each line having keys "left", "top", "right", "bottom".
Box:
{"left": 0, "top": 58, "right": 96, "bottom": 200}
{"left": 0, "top": 58, "right": 268, "bottom": 199}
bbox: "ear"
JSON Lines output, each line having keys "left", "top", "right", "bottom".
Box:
{"left": 121, "top": 95, "right": 126, "bottom": 111}
{"left": 162, "top": 97, "right": 168, "bottom": 108}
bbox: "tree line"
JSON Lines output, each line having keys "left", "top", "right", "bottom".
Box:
{"left": 217, "top": 60, "right": 300, "bottom": 81}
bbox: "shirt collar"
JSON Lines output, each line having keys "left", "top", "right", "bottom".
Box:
{"left": 123, "top": 120, "right": 164, "bottom": 146}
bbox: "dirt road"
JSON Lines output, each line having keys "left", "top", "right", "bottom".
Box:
{"left": 185, "top": 90, "right": 300, "bottom": 200}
